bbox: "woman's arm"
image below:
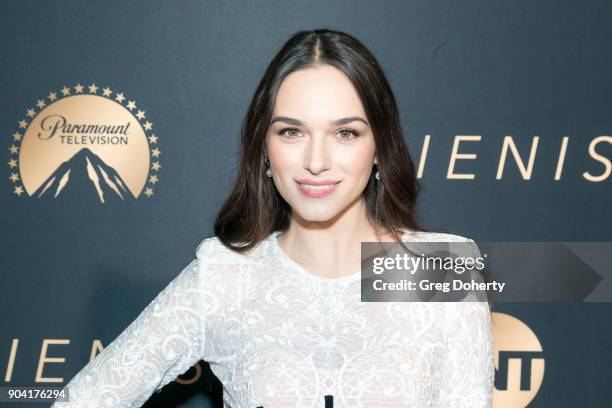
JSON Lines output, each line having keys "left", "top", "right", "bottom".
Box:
{"left": 438, "top": 241, "right": 495, "bottom": 407}
{"left": 51, "top": 242, "right": 211, "bottom": 408}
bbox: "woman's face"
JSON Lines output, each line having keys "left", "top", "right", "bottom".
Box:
{"left": 266, "top": 64, "right": 377, "bottom": 223}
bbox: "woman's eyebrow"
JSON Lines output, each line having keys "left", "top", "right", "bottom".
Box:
{"left": 333, "top": 116, "right": 369, "bottom": 127}
{"left": 270, "top": 116, "right": 369, "bottom": 127}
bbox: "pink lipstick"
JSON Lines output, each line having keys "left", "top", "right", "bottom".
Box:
{"left": 295, "top": 179, "right": 340, "bottom": 198}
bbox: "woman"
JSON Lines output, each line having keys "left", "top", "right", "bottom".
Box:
{"left": 52, "top": 28, "right": 493, "bottom": 407}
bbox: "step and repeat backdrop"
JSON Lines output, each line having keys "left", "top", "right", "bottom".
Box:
{"left": 1, "top": 1, "right": 611, "bottom": 407}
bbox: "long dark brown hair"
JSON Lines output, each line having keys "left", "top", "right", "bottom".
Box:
{"left": 214, "top": 28, "right": 433, "bottom": 253}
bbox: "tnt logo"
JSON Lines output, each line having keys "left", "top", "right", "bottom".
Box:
{"left": 492, "top": 312, "right": 545, "bottom": 408}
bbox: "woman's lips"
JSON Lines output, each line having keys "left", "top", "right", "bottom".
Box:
{"left": 296, "top": 181, "right": 340, "bottom": 198}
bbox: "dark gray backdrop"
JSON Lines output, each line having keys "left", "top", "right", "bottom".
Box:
{"left": 1, "top": 0, "right": 611, "bottom": 407}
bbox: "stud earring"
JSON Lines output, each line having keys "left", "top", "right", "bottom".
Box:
{"left": 264, "top": 155, "right": 272, "bottom": 177}
{"left": 374, "top": 162, "right": 380, "bottom": 181}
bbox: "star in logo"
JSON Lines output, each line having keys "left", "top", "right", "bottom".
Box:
{"left": 61, "top": 86, "right": 71, "bottom": 96}
{"left": 88, "top": 84, "right": 98, "bottom": 94}
{"left": 74, "top": 83, "right": 84, "bottom": 93}
{"left": 148, "top": 134, "right": 158, "bottom": 144}
{"left": 9, "top": 173, "right": 19, "bottom": 183}
{"left": 102, "top": 87, "right": 112, "bottom": 97}
{"left": 143, "top": 121, "right": 153, "bottom": 131}
{"left": 144, "top": 187, "right": 154, "bottom": 197}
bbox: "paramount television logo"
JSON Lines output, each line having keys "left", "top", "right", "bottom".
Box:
{"left": 7, "top": 82, "right": 162, "bottom": 203}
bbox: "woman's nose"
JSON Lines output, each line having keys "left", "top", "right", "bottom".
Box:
{"left": 303, "top": 135, "right": 330, "bottom": 174}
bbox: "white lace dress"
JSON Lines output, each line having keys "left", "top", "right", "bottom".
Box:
{"left": 51, "top": 230, "right": 494, "bottom": 408}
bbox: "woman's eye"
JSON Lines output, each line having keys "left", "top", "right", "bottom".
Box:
{"left": 279, "top": 128, "right": 302, "bottom": 138}
{"left": 337, "top": 128, "right": 360, "bottom": 140}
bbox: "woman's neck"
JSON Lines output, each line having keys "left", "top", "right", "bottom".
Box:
{"left": 276, "top": 198, "right": 393, "bottom": 278}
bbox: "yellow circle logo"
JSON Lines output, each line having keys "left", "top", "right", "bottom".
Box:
{"left": 8, "top": 83, "right": 161, "bottom": 202}
{"left": 492, "top": 312, "right": 545, "bottom": 408}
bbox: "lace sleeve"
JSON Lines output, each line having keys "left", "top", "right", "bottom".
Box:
{"left": 50, "top": 242, "right": 210, "bottom": 408}
{"left": 438, "top": 240, "right": 495, "bottom": 407}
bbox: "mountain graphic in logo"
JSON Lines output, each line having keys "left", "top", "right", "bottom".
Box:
{"left": 33, "top": 148, "right": 133, "bottom": 203}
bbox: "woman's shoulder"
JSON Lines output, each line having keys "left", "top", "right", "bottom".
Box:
{"left": 194, "top": 234, "right": 270, "bottom": 266}
{"left": 401, "top": 228, "right": 481, "bottom": 258}
{"left": 402, "top": 228, "right": 475, "bottom": 243}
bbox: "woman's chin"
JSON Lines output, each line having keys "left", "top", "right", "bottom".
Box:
{"left": 291, "top": 204, "right": 352, "bottom": 225}
{"left": 289, "top": 206, "right": 333, "bottom": 223}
